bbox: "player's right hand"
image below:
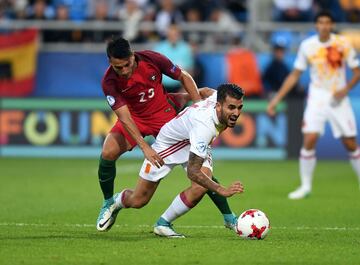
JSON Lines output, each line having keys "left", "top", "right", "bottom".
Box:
{"left": 217, "top": 181, "right": 244, "bottom": 197}
{"left": 143, "top": 145, "right": 164, "bottom": 168}
{"left": 266, "top": 101, "right": 277, "bottom": 116}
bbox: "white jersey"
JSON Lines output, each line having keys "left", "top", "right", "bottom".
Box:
{"left": 152, "top": 91, "right": 224, "bottom": 164}
{"left": 294, "top": 33, "right": 359, "bottom": 99}
{"left": 295, "top": 34, "right": 359, "bottom": 138}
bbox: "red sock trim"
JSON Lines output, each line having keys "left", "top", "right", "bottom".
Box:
{"left": 349, "top": 148, "right": 360, "bottom": 159}
{"left": 179, "top": 192, "right": 195, "bottom": 208}
{"left": 300, "top": 155, "right": 316, "bottom": 159}
{"left": 121, "top": 189, "right": 130, "bottom": 208}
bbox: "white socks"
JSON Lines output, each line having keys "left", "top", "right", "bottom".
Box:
{"left": 161, "top": 192, "right": 192, "bottom": 223}
{"left": 349, "top": 148, "right": 360, "bottom": 187}
{"left": 299, "top": 148, "right": 316, "bottom": 192}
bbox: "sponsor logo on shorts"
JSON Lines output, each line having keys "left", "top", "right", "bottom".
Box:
{"left": 106, "top": 95, "right": 115, "bottom": 106}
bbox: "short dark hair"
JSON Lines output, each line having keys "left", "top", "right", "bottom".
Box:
{"left": 217, "top": 83, "right": 244, "bottom": 103}
{"left": 314, "top": 10, "right": 335, "bottom": 23}
{"left": 106, "top": 36, "right": 132, "bottom": 59}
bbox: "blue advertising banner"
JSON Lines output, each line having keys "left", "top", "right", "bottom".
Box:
{"left": 0, "top": 98, "right": 287, "bottom": 160}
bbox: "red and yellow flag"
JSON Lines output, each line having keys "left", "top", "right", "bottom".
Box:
{"left": 0, "top": 29, "right": 38, "bottom": 97}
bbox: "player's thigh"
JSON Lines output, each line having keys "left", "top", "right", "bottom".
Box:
{"left": 101, "top": 132, "right": 132, "bottom": 160}
{"left": 302, "top": 103, "right": 327, "bottom": 136}
{"left": 328, "top": 98, "right": 357, "bottom": 139}
{"left": 139, "top": 159, "right": 175, "bottom": 182}
{"left": 129, "top": 178, "right": 160, "bottom": 208}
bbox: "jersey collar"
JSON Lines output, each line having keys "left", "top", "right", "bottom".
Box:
{"left": 212, "top": 107, "right": 226, "bottom": 134}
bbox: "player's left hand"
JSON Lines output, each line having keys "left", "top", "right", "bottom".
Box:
{"left": 333, "top": 88, "right": 349, "bottom": 100}
{"left": 216, "top": 181, "right": 244, "bottom": 197}
{"left": 143, "top": 145, "right": 164, "bottom": 168}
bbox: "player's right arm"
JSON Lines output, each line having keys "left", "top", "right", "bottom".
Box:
{"left": 267, "top": 69, "right": 302, "bottom": 116}
{"left": 102, "top": 74, "right": 163, "bottom": 167}
{"left": 114, "top": 105, "right": 164, "bottom": 167}
{"left": 187, "top": 152, "right": 244, "bottom": 197}
{"left": 168, "top": 87, "right": 215, "bottom": 111}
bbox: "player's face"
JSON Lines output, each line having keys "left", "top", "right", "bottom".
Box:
{"left": 216, "top": 95, "right": 243, "bottom": 128}
{"left": 109, "top": 54, "right": 135, "bottom": 78}
{"left": 315, "top": 16, "right": 333, "bottom": 39}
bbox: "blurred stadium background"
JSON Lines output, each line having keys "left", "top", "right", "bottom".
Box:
{"left": 1, "top": 0, "right": 360, "bottom": 160}
{"left": 1, "top": 1, "right": 360, "bottom": 264}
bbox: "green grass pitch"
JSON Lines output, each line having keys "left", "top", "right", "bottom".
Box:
{"left": 1, "top": 158, "right": 360, "bottom": 265}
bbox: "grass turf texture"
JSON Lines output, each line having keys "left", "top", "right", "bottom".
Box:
{"left": 0, "top": 158, "right": 359, "bottom": 265}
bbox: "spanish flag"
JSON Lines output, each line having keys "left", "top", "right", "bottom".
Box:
{"left": 0, "top": 29, "right": 38, "bottom": 97}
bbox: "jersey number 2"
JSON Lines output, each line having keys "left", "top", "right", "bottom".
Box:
{"left": 139, "top": 88, "right": 155, "bottom": 102}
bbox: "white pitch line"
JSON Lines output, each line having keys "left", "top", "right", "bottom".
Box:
{"left": 0, "top": 223, "right": 359, "bottom": 231}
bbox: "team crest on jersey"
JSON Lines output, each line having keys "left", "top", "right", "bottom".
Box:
{"left": 106, "top": 95, "right": 115, "bottom": 106}
{"left": 196, "top": 142, "right": 207, "bottom": 154}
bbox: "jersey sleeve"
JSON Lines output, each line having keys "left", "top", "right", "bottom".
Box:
{"left": 101, "top": 78, "right": 127, "bottom": 111}
{"left": 294, "top": 41, "right": 308, "bottom": 71}
{"left": 143, "top": 50, "right": 182, "bottom": 80}
{"left": 189, "top": 121, "right": 214, "bottom": 159}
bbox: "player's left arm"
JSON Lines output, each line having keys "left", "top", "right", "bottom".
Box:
{"left": 334, "top": 42, "right": 360, "bottom": 99}
{"left": 168, "top": 87, "right": 215, "bottom": 111}
{"left": 177, "top": 69, "right": 202, "bottom": 102}
{"left": 334, "top": 66, "right": 360, "bottom": 99}
{"left": 187, "top": 152, "right": 244, "bottom": 197}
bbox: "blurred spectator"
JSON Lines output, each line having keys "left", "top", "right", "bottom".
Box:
{"left": 226, "top": 36, "right": 264, "bottom": 98}
{"left": 85, "top": 0, "right": 115, "bottom": 43}
{"left": 209, "top": 7, "right": 239, "bottom": 44}
{"left": 181, "top": 0, "right": 221, "bottom": 21}
{"left": 44, "top": 4, "right": 83, "bottom": 42}
{"left": 262, "top": 39, "right": 304, "bottom": 99}
{"left": 155, "top": 0, "right": 183, "bottom": 38}
{"left": 224, "top": 0, "right": 247, "bottom": 22}
{"left": 118, "top": 0, "right": 144, "bottom": 42}
{"left": 153, "top": 24, "right": 194, "bottom": 92}
{"left": 273, "top": 0, "right": 314, "bottom": 22}
{"left": 188, "top": 36, "right": 205, "bottom": 87}
{"left": 27, "top": 0, "right": 53, "bottom": 20}
{"left": 87, "top": 0, "right": 118, "bottom": 19}
{"left": 183, "top": 7, "right": 205, "bottom": 45}
{"left": 339, "top": 0, "right": 360, "bottom": 22}
{"left": 12, "top": 0, "right": 28, "bottom": 19}
{"left": 53, "top": 0, "right": 87, "bottom": 21}
{"left": 314, "top": 0, "right": 345, "bottom": 22}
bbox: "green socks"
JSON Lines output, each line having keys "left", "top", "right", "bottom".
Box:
{"left": 206, "top": 176, "right": 232, "bottom": 214}
{"left": 98, "top": 156, "right": 116, "bottom": 200}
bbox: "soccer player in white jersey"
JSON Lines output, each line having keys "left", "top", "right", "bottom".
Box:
{"left": 267, "top": 10, "right": 360, "bottom": 199}
{"left": 109, "top": 83, "right": 245, "bottom": 237}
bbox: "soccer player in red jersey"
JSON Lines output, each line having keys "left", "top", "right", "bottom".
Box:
{"left": 97, "top": 37, "right": 238, "bottom": 232}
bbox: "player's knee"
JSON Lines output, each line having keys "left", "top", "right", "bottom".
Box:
{"left": 101, "top": 147, "right": 120, "bottom": 161}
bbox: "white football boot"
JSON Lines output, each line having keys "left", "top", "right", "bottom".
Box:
{"left": 154, "top": 225, "right": 185, "bottom": 238}
{"left": 288, "top": 186, "right": 311, "bottom": 200}
{"left": 96, "top": 193, "right": 121, "bottom": 231}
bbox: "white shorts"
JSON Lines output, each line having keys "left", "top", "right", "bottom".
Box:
{"left": 302, "top": 96, "right": 357, "bottom": 138}
{"left": 139, "top": 149, "right": 213, "bottom": 182}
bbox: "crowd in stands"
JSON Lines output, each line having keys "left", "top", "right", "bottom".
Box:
{"left": 1, "top": 0, "right": 358, "bottom": 98}
{"left": 0, "top": 0, "right": 358, "bottom": 44}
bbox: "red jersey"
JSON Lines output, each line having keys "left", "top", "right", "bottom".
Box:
{"left": 102, "top": 50, "right": 182, "bottom": 122}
